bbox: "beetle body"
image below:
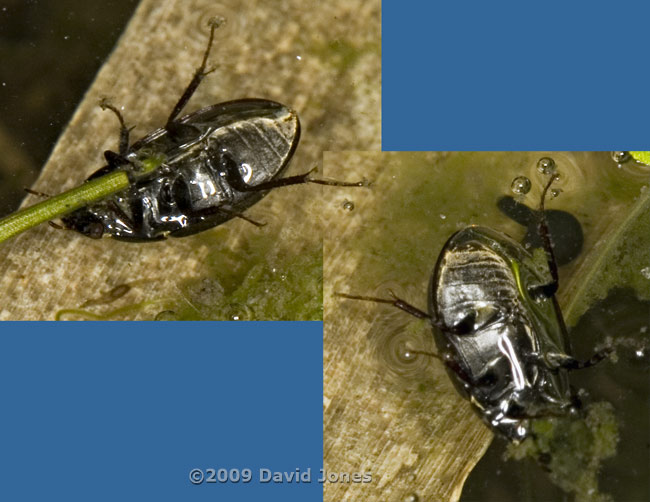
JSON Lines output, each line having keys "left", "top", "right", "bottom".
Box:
{"left": 62, "top": 99, "right": 299, "bottom": 240}
{"left": 337, "top": 173, "right": 611, "bottom": 442}
{"left": 431, "top": 226, "right": 574, "bottom": 441}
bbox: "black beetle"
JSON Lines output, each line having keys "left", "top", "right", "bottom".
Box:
{"left": 61, "top": 17, "right": 363, "bottom": 241}
{"left": 337, "top": 174, "right": 611, "bottom": 441}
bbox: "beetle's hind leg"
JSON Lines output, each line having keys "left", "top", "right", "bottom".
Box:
{"left": 335, "top": 291, "right": 431, "bottom": 320}
{"left": 535, "top": 173, "right": 561, "bottom": 291}
{"left": 242, "top": 167, "right": 367, "bottom": 191}
{"left": 530, "top": 346, "right": 614, "bottom": 373}
{"left": 220, "top": 154, "right": 367, "bottom": 192}
{"left": 556, "top": 347, "right": 614, "bottom": 371}
{"left": 218, "top": 207, "right": 267, "bottom": 227}
{"left": 165, "top": 17, "right": 225, "bottom": 130}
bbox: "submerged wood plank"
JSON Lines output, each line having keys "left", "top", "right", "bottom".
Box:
{"left": 322, "top": 152, "right": 493, "bottom": 502}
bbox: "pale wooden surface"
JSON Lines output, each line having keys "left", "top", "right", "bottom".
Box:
{"left": 0, "top": 0, "right": 380, "bottom": 319}
{"left": 322, "top": 153, "right": 493, "bottom": 502}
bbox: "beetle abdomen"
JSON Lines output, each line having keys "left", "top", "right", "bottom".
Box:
{"left": 429, "top": 226, "right": 574, "bottom": 441}
{"left": 62, "top": 100, "right": 300, "bottom": 240}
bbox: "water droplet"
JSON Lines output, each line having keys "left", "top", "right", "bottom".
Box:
{"left": 611, "top": 151, "right": 630, "bottom": 163}
{"left": 641, "top": 266, "right": 650, "bottom": 279}
{"left": 510, "top": 175, "right": 531, "bottom": 195}
{"left": 342, "top": 200, "right": 354, "bottom": 211}
{"left": 550, "top": 188, "right": 562, "bottom": 199}
{"left": 536, "top": 157, "right": 556, "bottom": 175}
{"left": 404, "top": 494, "right": 419, "bottom": 502}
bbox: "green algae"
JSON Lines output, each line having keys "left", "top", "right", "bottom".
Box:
{"left": 505, "top": 402, "right": 619, "bottom": 502}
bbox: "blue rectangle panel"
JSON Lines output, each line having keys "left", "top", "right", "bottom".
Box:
{"left": 0, "top": 322, "right": 323, "bottom": 501}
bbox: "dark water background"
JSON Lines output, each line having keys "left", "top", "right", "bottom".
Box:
{"left": 0, "top": 0, "right": 139, "bottom": 216}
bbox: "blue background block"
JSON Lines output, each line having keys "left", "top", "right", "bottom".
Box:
{"left": 383, "top": 1, "right": 650, "bottom": 150}
{"left": 0, "top": 322, "right": 323, "bottom": 501}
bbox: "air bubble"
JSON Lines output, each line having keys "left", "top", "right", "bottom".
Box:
{"left": 396, "top": 340, "right": 419, "bottom": 364}
{"left": 404, "top": 494, "right": 419, "bottom": 502}
{"left": 611, "top": 151, "right": 630, "bottom": 163}
{"left": 439, "top": 214, "right": 447, "bottom": 220}
{"left": 511, "top": 176, "right": 531, "bottom": 195}
{"left": 550, "top": 188, "right": 562, "bottom": 199}
{"left": 342, "top": 200, "right": 355, "bottom": 211}
{"left": 641, "top": 267, "right": 650, "bottom": 280}
{"left": 537, "top": 157, "right": 556, "bottom": 175}
{"left": 154, "top": 310, "right": 177, "bottom": 321}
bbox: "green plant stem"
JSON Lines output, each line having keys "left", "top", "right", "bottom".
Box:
{"left": 0, "top": 170, "right": 130, "bottom": 243}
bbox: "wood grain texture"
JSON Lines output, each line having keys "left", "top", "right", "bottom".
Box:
{"left": 0, "top": 0, "right": 380, "bottom": 319}
{"left": 322, "top": 153, "right": 493, "bottom": 502}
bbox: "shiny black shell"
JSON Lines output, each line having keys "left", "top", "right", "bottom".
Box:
{"left": 62, "top": 99, "right": 300, "bottom": 240}
{"left": 429, "top": 226, "right": 574, "bottom": 441}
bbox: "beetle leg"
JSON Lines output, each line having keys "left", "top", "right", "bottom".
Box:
{"left": 555, "top": 347, "right": 614, "bottom": 371}
{"left": 335, "top": 291, "right": 431, "bottom": 320}
{"left": 103, "top": 151, "right": 131, "bottom": 170}
{"left": 106, "top": 200, "right": 137, "bottom": 234}
{"left": 529, "top": 173, "right": 578, "bottom": 354}
{"left": 529, "top": 346, "right": 613, "bottom": 373}
{"left": 221, "top": 157, "right": 366, "bottom": 192}
{"left": 218, "top": 207, "right": 267, "bottom": 227}
{"left": 536, "top": 174, "right": 561, "bottom": 289}
{"left": 245, "top": 170, "right": 367, "bottom": 190}
{"left": 100, "top": 98, "right": 133, "bottom": 157}
{"left": 24, "top": 188, "right": 51, "bottom": 198}
{"left": 165, "top": 17, "right": 224, "bottom": 129}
